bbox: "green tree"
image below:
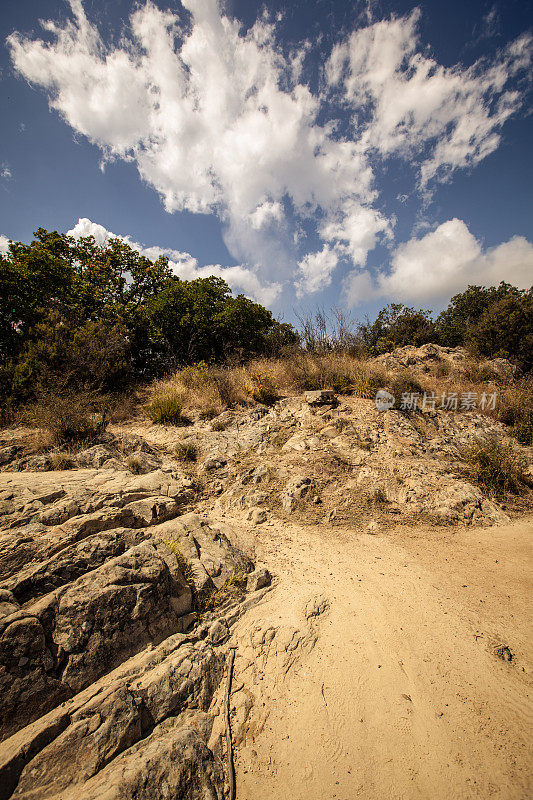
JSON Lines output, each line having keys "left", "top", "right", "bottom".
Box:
{"left": 468, "top": 292, "right": 533, "bottom": 372}
{"left": 435, "top": 283, "right": 528, "bottom": 347}
{"left": 358, "top": 303, "right": 436, "bottom": 355}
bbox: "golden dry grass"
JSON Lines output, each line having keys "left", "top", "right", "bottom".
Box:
{"left": 138, "top": 354, "right": 533, "bottom": 446}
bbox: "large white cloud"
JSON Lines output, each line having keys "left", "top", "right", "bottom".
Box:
{"left": 326, "top": 10, "right": 532, "bottom": 187}
{"left": 7, "top": 1, "right": 532, "bottom": 299}
{"left": 67, "top": 217, "right": 282, "bottom": 305}
{"left": 344, "top": 219, "right": 533, "bottom": 306}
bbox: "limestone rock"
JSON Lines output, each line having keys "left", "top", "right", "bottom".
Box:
{"left": 246, "top": 567, "right": 271, "bottom": 592}
{"left": 247, "top": 507, "right": 267, "bottom": 525}
{"left": 124, "top": 496, "right": 182, "bottom": 526}
{"left": 152, "top": 514, "right": 253, "bottom": 591}
{"left": 1, "top": 635, "right": 224, "bottom": 800}
{"left": 281, "top": 476, "right": 314, "bottom": 512}
{"left": 305, "top": 389, "right": 336, "bottom": 405}
{"left": 201, "top": 456, "right": 227, "bottom": 472}
{"left": 0, "top": 542, "right": 191, "bottom": 740}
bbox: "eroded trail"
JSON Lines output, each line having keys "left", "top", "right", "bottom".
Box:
{"left": 219, "top": 517, "right": 532, "bottom": 800}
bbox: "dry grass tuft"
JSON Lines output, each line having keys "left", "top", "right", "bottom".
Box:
{"left": 458, "top": 436, "right": 532, "bottom": 496}
{"left": 49, "top": 451, "right": 73, "bottom": 470}
{"left": 152, "top": 362, "right": 249, "bottom": 419}
{"left": 197, "top": 574, "right": 247, "bottom": 613}
{"left": 248, "top": 353, "right": 389, "bottom": 398}
{"left": 175, "top": 441, "right": 199, "bottom": 462}
{"left": 146, "top": 388, "right": 186, "bottom": 424}
{"left": 126, "top": 453, "right": 144, "bottom": 474}
{"left": 248, "top": 371, "right": 280, "bottom": 405}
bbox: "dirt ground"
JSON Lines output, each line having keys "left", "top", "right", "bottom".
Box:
{"left": 215, "top": 514, "right": 532, "bottom": 800}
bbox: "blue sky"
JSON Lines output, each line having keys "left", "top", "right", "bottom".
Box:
{"left": 1, "top": 0, "right": 532, "bottom": 322}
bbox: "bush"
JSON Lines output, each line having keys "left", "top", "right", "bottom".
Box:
{"left": 174, "top": 362, "right": 247, "bottom": 415}
{"left": 436, "top": 282, "right": 533, "bottom": 371}
{"left": 249, "top": 371, "right": 280, "bottom": 405}
{"left": 351, "top": 366, "right": 388, "bottom": 399}
{"left": 147, "top": 390, "right": 184, "bottom": 424}
{"left": 211, "top": 419, "right": 226, "bottom": 432}
{"left": 459, "top": 436, "right": 532, "bottom": 495}
{"left": 389, "top": 373, "right": 425, "bottom": 404}
{"left": 491, "top": 381, "right": 533, "bottom": 445}
{"left": 49, "top": 451, "right": 73, "bottom": 470}
{"left": 126, "top": 453, "right": 145, "bottom": 474}
{"left": 358, "top": 303, "right": 436, "bottom": 355}
{"left": 175, "top": 441, "right": 199, "bottom": 462}
{"left": 461, "top": 359, "right": 501, "bottom": 385}
{"left": 30, "top": 390, "right": 107, "bottom": 445}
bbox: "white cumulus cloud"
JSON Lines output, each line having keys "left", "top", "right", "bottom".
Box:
{"left": 326, "top": 10, "right": 532, "bottom": 188}
{"left": 344, "top": 218, "right": 533, "bottom": 307}
{"left": 296, "top": 245, "right": 339, "bottom": 297}
{"left": 7, "top": 1, "right": 532, "bottom": 300}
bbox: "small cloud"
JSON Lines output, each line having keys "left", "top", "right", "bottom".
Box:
{"left": 476, "top": 5, "right": 500, "bottom": 41}
{"left": 295, "top": 245, "right": 339, "bottom": 297}
{"left": 397, "top": 194, "right": 408, "bottom": 204}
{"left": 1, "top": 163, "right": 12, "bottom": 180}
{"left": 0, "top": 235, "right": 10, "bottom": 254}
{"left": 19, "top": 122, "right": 26, "bottom": 132}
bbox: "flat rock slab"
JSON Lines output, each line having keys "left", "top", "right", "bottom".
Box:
{"left": 304, "top": 389, "right": 337, "bottom": 405}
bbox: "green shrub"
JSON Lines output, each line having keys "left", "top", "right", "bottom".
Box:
{"left": 147, "top": 390, "right": 184, "bottom": 424}
{"left": 459, "top": 436, "right": 532, "bottom": 496}
{"left": 175, "top": 441, "right": 199, "bottom": 462}
{"left": 249, "top": 371, "right": 280, "bottom": 405}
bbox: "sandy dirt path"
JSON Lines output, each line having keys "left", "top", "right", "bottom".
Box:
{"left": 222, "top": 516, "right": 532, "bottom": 800}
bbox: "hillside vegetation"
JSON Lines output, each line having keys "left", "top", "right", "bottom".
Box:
{"left": 1, "top": 228, "right": 532, "bottom": 441}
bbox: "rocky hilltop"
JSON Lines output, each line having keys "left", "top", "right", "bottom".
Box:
{"left": 0, "top": 350, "right": 531, "bottom": 800}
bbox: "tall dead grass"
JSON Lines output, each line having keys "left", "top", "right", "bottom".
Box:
{"left": 148, "top": 362, "right": 249, "bottom": 420}
{"left": 142, "top": 354, "right": 533, "bottom": 447}
{"left": 248, "top": 353, "right": 388, "bottom": 398}
{"left": 26, "top": 389, "right": 108, "bottom": 446}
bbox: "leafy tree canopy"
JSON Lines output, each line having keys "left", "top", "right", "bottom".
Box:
{"left": 0, "top": 229, "right": 297, "bottom": 402}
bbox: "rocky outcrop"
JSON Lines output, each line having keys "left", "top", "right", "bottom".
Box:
{"left": 0, "top": 633, "right": 224, "bottom": 800}
{"left": 0, "top": 541, "right": 192, "bottom": 739}
{"left": 371, "top": 343, "right": 517, "bottom": 378}
{"left": 0, "top": 382, "right": 529, "bottom": 798}
{"left": 0, "top": 443, "right": 273, "bottom": 800}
